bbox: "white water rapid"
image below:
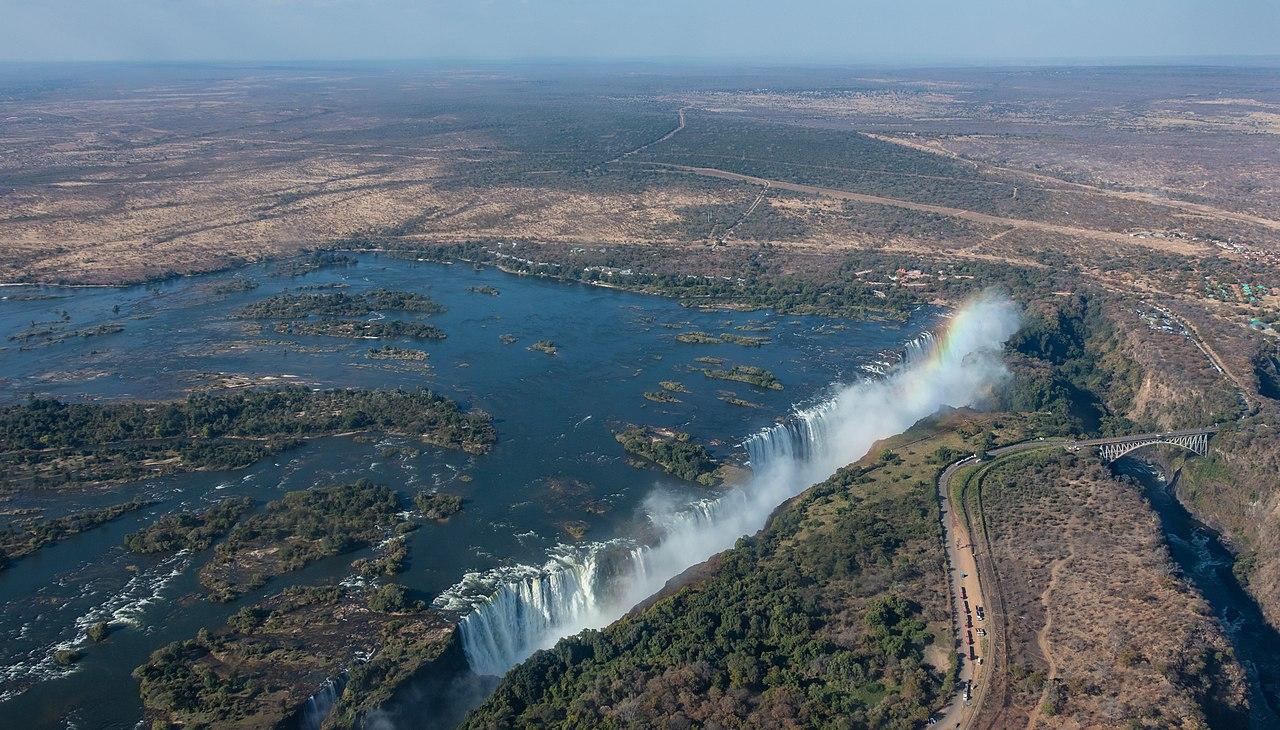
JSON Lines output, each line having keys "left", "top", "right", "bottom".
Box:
{"left": 433, "top": 291, "right": 1020, "bottom": 678}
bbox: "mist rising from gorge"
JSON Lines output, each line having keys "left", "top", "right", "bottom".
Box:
{"left": 439, "top": 290, "right": 1021, "bottom": 680}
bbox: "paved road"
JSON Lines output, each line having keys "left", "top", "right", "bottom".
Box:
{"left": 934, "top": 454, "right": 983, "bottom": 729}
{"left": 933, "top": 439, "right": 1068, "bottom": 728}
{"left": 1069, "top": 426, "right": 1217, "bottom": 448}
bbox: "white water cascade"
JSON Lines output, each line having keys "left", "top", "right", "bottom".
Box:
{"left": 433, "top": 292, "right": 1020, "bottom": 678}
{"left": 296, "top": 673, "right": 347, "bottom": 730}
{"left": 435, "top": 541, "right": 650, "bottom": 678}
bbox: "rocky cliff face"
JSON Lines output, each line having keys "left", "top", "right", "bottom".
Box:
{"left": 1110, "top": 304, "right": 1243, "bottom": 431}
{"left": 1175, "top": 410, "right": 1280, "bottom": 630}
{"left": 1102, "top": 299, "right": 1280, "bottom": 632}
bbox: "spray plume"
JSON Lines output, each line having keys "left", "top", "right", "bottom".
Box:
{"left": 435, "top": 290, "right": 1021, "bottom": 677}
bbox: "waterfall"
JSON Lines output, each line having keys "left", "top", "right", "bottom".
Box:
{"left": 742, "top": 399, "right": 839, "bottom": 468}
{"left": 295, "top": 673, "right": 347, "bottom": 730}
{"left": 902, "top": 329, "right": 937, "bottom": 366}
{"left": 648, "top": 496, "right": 721, "bottom": 533}
{"left": 434, "top": 541, "right": 649, "bottom": 678}
{"left": 742, "top": 329, "right": 939, "bottom": 471}
{"left": 435, "top": 292, "right": 1019, "bottom": 679}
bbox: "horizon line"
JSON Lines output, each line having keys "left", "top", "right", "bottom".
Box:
{"left": 1, "top": 53, "right": 1279, "bottom": 69}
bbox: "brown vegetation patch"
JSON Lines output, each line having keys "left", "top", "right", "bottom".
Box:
{"left": 974, "top": 451, "right": 1246, "bottom": 728}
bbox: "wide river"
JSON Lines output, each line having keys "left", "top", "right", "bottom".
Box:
{"left": 0, "top": 254, "right": 935, "bottom": 728}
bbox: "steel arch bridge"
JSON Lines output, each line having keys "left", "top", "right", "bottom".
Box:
{"left": 1073, "top": 427, "right": 1217, "bottom": 464}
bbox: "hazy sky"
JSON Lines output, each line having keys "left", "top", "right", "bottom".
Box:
{"left": 2, "top": 0, "right": 1278, "bottom": 63}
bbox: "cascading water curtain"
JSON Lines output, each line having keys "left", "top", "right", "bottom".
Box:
{"left": 436, "top": 291, "right": 1019, "bottom": 678}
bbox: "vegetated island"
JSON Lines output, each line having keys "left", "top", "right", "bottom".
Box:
{"left": 674, "top": 331, "right": 721, "bottom": 344}
{"left": 54, "top": 648, "right": 83, "bottom": 666}
{"left": 660, "top": 380, "right": 690, "bottom": 393}
{"left": 700, "top": 364, "right": 783, "bottom": 390}
{"left": 123, "top": 497, "right": 253, "bottom": 555}
{"left": 529, "top": 340, "right": 558, "bottom": 355}
{"left": 86, "top": 620, "right": 112, "bottom": 643}
{"left": 1, "top": 499, "right": 154, "bottom": 570}
{"left": 352, "top": 536, "right": 409, "bottom": 578}
{"left": 676, "top": 331, "right": 769, "bottom": 347}
{"left": 238, "top": 289, "right": 445, "bottom": 319}
{"left": 414, "top": 492, "right": 463, "bottom": 521}
{"left": 719, "top": 333, "right": 769, "bottom": 347}
{"left": 390, "top": 244, "right": 915, "bottom": 322}
{"left": 468, "top": 285, "right": 500, "bottom": 296}
{"left": 273, "top": 251, "right": 357, "bottom": 277}
{"left": 562, "top": 520, "right": 590, "bottom": 540}
{"left": 615, "top": 426, "right": 720, "bottom": 486}
{"left": 718, "top": 391, "right": 761, "bottom": 408}
{"left": 273, "top": 320, "right": 446, "bottom": 341}
{"left": 0, "top": 387, "right": 494, "bottom": 493}
{"left": 209, "top": 278, "right": 259, "bottom": 295}
{"left": 366, "top": 346, "right": 429, "bottom": 362}
{"left": 8, "top": 322, "right": 125, "bottom": 347}
{"left": 643, "top": 390, "right": 681, "bottom": 403}
{"left": 134, "top": 582, "right": 455, "bottom": 730}
{"left": 198, "top": 480, "right": 412, "bottom": 601}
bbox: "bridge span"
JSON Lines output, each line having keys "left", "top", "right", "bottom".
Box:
{"left": 1069, "top": 426, "right": 1217, "bottom": 463}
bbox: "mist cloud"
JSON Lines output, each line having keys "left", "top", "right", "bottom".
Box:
{"left": 444, "top": 290, "right": 1020, "bottom": 678}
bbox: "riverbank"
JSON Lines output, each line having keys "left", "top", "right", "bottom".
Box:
{"left": 1117, "top": 456, "right": 1280, "bottom": 725}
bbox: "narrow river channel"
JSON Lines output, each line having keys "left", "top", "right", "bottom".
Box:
{"left": 1115, "top": 457, "right": 1280, "bottom": 727}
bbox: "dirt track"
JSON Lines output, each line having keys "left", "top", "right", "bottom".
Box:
{"left": 1026, "top": 550, "right": 1073, "bottom": 730}
{"left": 868, "top": 133, "right": 1280, "bottom": 234}
{"left": 643, "top": 162, "right": 1205, "bottom": 254}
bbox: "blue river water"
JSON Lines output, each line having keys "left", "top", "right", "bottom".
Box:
{"left": 0, "top": 253, "right": 935, "bottom": 728}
